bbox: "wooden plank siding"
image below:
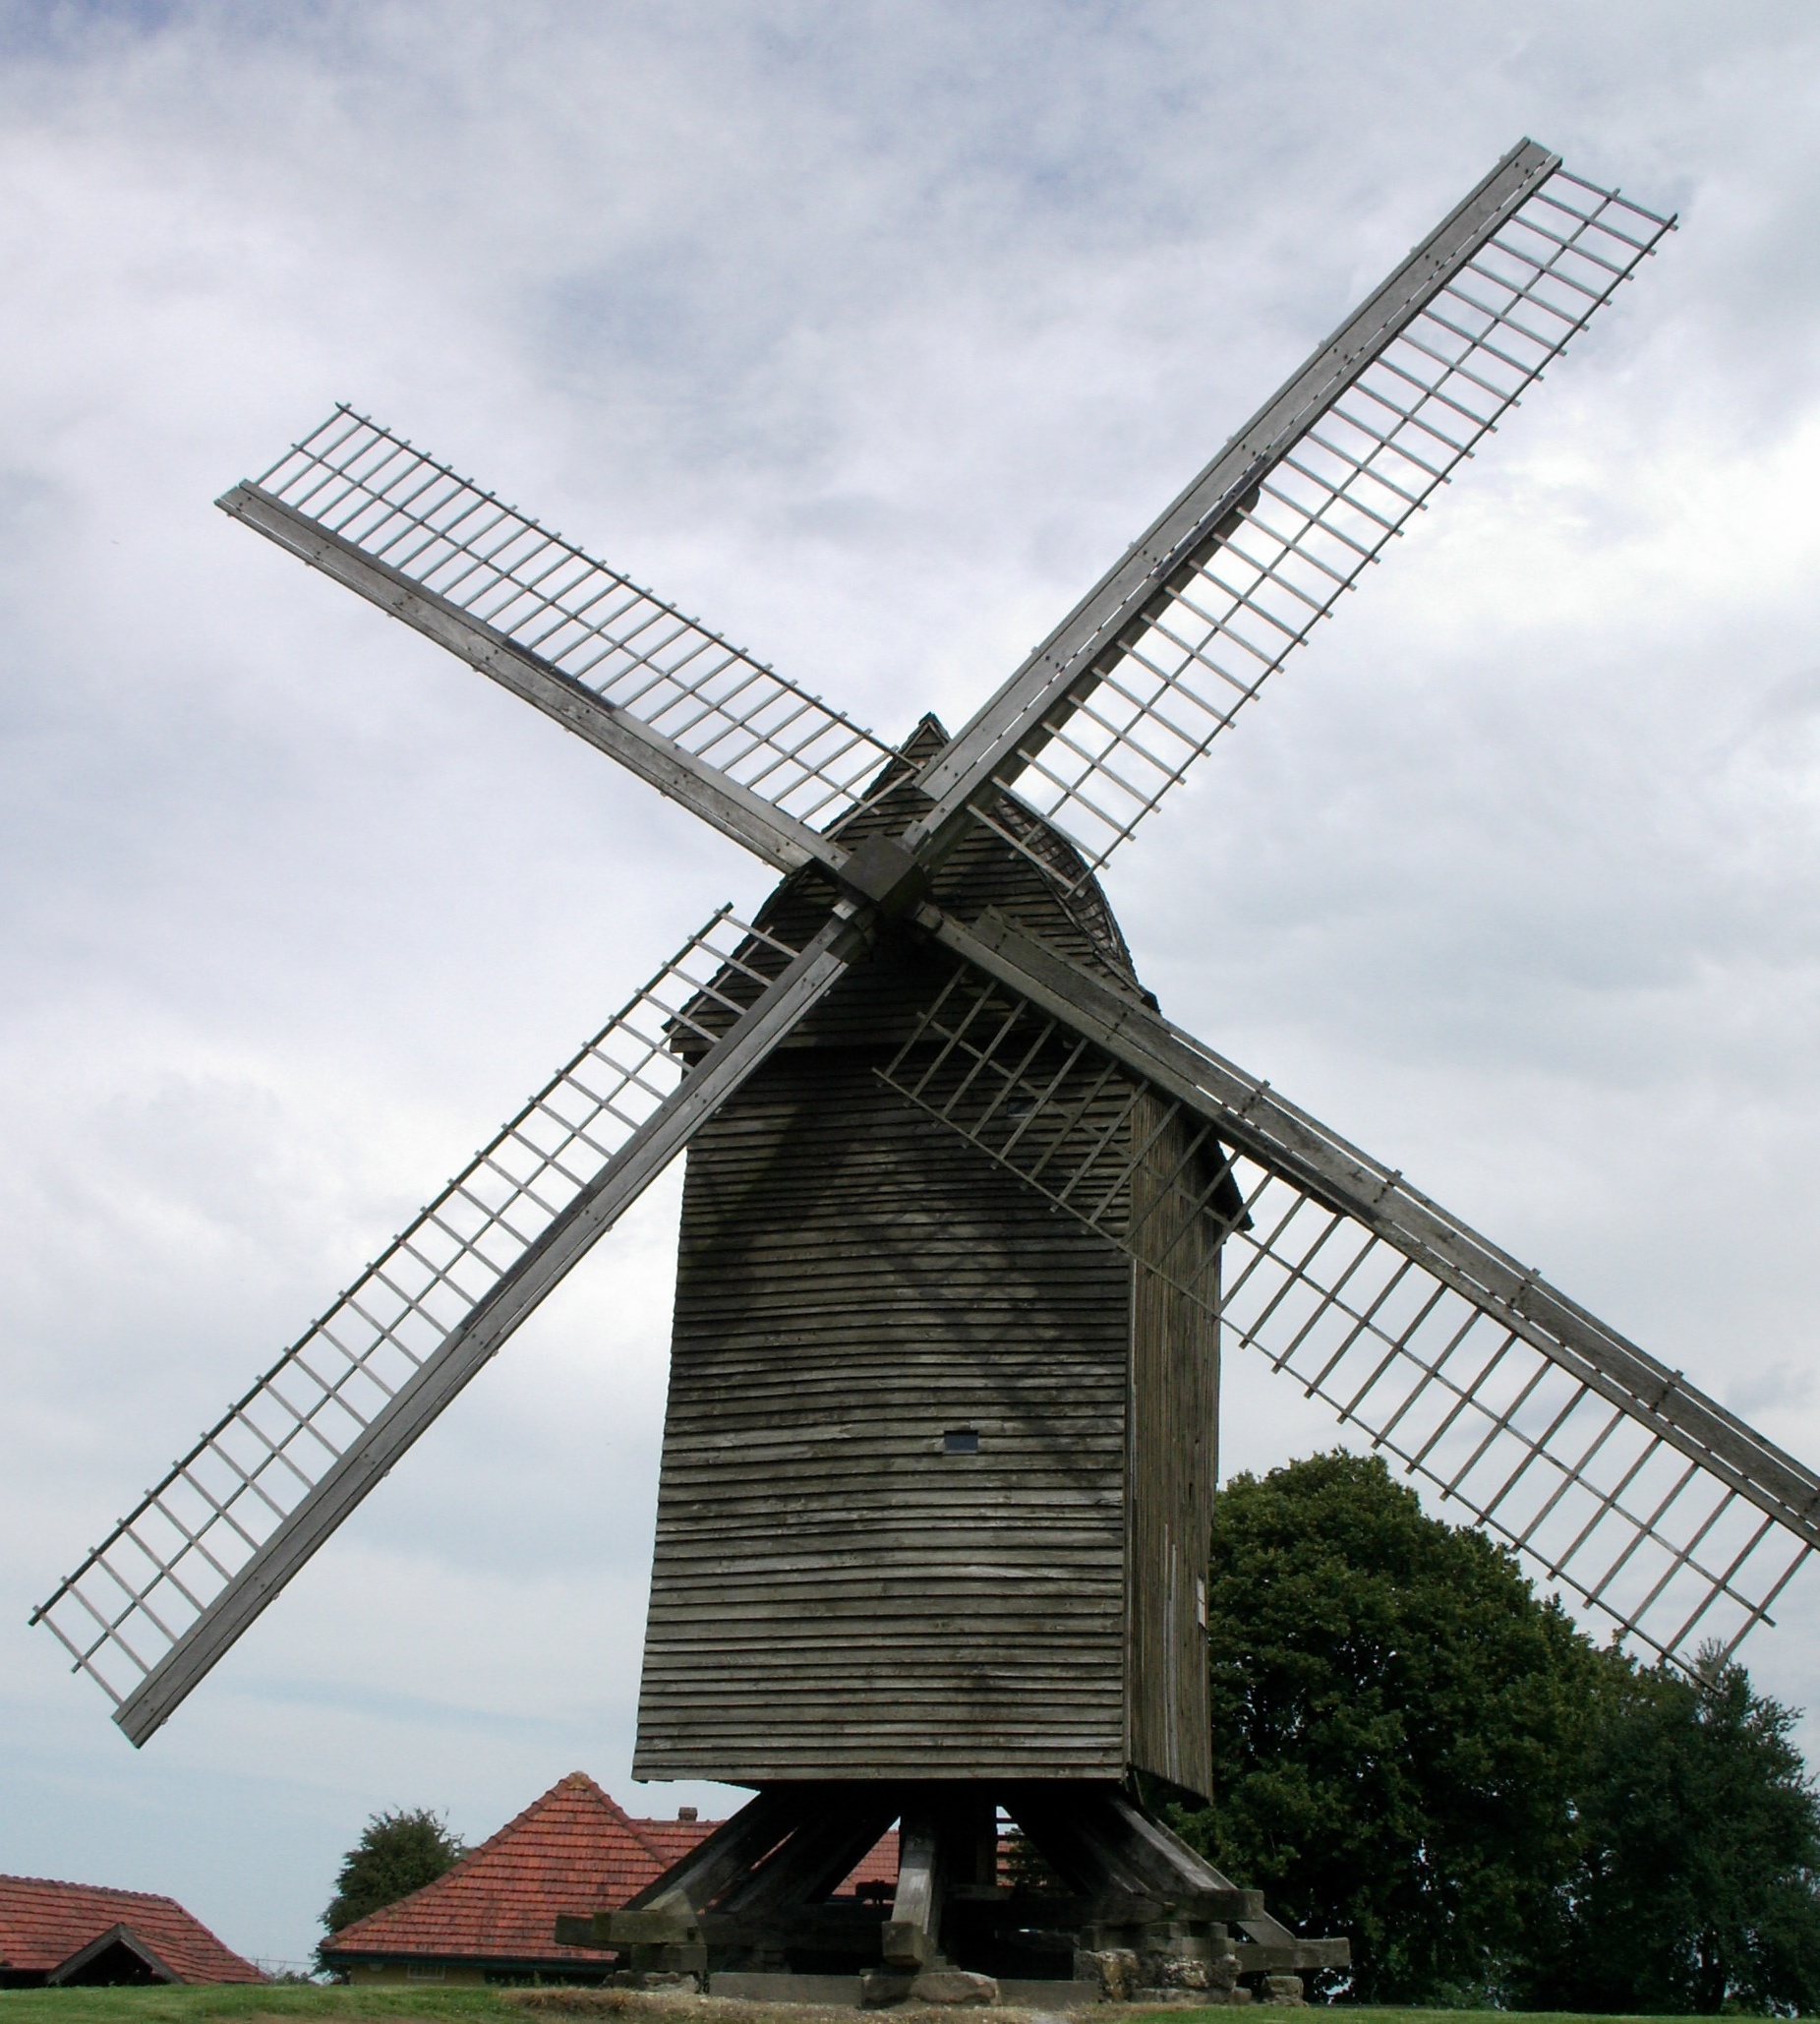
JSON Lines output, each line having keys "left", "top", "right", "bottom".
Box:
{"left": 1126, "top": 1093, "right": 1220, "bottom": 1799}
{"left": 632, "top": 719, "right": 1216, "bottom": 1795}
{"left": 633, "top": 1046, "right": 1131, "bottom": 1781}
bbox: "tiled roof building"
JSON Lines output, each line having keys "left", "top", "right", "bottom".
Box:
{"left": 0, "top": 1875, "right": 264, "bottom": 1988}
{"left": 320, "top": 1771, "right": 897, "bottom": 1987}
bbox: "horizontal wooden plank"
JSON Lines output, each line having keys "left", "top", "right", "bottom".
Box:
{"left": 629, "top": 761, "right": 1229, "bottom": 1786}
{"left": 637, "top": 936, "right": 1134, "bottom": 1782}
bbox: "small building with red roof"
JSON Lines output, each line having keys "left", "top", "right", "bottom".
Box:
{"left": 0, "top": 1875, "right": 264, "bottom": 1988}
{"left": 320, "top": 1771, "right": 898, "bottom": 1986}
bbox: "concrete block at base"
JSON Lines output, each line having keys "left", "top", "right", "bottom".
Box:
{"left": 1257, "top": 1974, "right": 1305, "bottom": 2004}
{"left": 996, "top": 1980, "right": 1103, "bottom": 2009}
{"left": 708, "top": 1972, "right": 861, "bottom": 2003}
{"left": 910, "top": 1968, "right": 1000, "bottom": 2004}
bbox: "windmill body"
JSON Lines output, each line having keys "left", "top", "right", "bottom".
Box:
{"left": 37, "top": 139, "right": 1812, "bottom": 1996}
{"left": 638, "top": 719, "right": 1219, "bottom": 1798}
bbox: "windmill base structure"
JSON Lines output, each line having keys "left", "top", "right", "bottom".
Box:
{"left": 36, "top": 140, "right": 1820, "bottom": 2007}
{"left": 556, "top": 1780, "right": 1343, "bottom": 2002}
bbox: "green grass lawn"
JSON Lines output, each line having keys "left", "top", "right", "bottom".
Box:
{"left": 0, "top": 1992, "right": 1710, "bottom": 2024}
{"left": 0, "top": 1995, "right": 524, "bottom": 2024}
{"left": 0, "top": 1995, "right": 518, "bottom": 2024}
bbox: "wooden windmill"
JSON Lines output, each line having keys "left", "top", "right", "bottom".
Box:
{"left": 36, "top": 141, "right": 1820, "bottom": 1998}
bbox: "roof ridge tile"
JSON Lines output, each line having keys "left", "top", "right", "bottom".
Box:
{"left": 0, "top": 1875, "right": 183, "bottom": 1907}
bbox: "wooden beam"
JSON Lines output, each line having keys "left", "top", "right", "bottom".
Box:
{"left": 110, "top": 908, "right": 868, "bottom": 1748}
{"left": 720, "top": 1794, "right": 901, "bottom": 1923}
{"left": 882, "top": 1807, "right": 941, "bottom": 1971}
{"left": 219, "top": 483, "right": 848, "bottom": 882}
{"left": 928, "top": 905, "right": 1820, "bottom": 1559}
{"left": 598, "top": 1788, "right": 814, "bottom": 1945}
{"left": 903, "top": 141, "right": 1560, "bottom": 863}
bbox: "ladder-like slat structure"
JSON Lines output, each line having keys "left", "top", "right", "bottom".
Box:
{"left": 32, "top": 905, "right": 851, "bottom": 1742}
{"left": 914, "top": 155, "right": 1674, "bottom": 891}
{"left": 244, "top": 409, "right": 898, "bottom": 832}
{"left": 43, "top": 140, "right": 1774, "bottom": 1774}
{"left": 881, "top": 945, "right": 1817, "bottom": 1664}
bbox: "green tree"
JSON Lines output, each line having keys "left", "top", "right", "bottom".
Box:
{"left": 1519, "top": 1648, "right": 1820, "bottom": 2014}
{"left": 317, "top": 1807, "right": 467, "bottom": 1972}
{"left": 1172, "top": 1450, "right": 1607, "bottom": 2003}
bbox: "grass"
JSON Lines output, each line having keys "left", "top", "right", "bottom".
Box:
{"left": 0, "top": 1996, "right": 519, "bottom": 2024}
{"left": 0, "top": 1992, "right": 1710, "bottom": 2024}
{"left": 0, "top": 1996, "right": 521, "bottom": 2024}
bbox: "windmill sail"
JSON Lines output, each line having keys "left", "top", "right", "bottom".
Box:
{"left": 44, "top": 136, "right": 1770, "bottom": 1815}
{"left": 33, "top": 902, "right": 864, "bottom": 1745}
{"left": 220, "top": 410, "right": 898, "bottom": 874}
{"left": 881, "top": 913, "right": 1820, "bottom": 1664}
{"left": 910, "top": 143, "right": 1675, "bottom": 890}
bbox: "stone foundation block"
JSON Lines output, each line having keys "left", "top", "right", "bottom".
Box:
{"left": 1076, "top": 1948, "right": 1142, "bottom": 2001}
{"left": 909, "top": 1968, "right": 1000, "bottom": 2004}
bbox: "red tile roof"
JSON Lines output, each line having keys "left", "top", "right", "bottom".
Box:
{"left": 0, "top": 1875, "right": 263, "bottom": 1984}
{"left": 320, "top": 1772, "right": 903, "bottom": 1968}
{"left": 841, "top": 1831, "right": 901, "bottom": 1892}
{"left": 322, "top": 1772, "right": 682, "bottom": 1967}
{"left": 625, "top": 1818, "right": 714, "bottom": 1876}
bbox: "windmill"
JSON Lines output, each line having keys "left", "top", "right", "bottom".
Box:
{"left": 33, "top": 139, "right": 1820, "bottom": 1999}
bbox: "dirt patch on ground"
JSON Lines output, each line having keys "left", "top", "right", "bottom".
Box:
{"left": 500, "top": 1993, "right": 1102, "bottom": 2024}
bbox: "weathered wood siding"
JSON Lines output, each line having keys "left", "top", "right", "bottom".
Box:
{"left": 633, "top": 1040, "right": 1131, "bottom": 1782}
{"left": 1125, "top": 1093, "right": 1220, "bottom": 1799}
{"left": 634, "top": 718, "right": 1216, "bottom": 1791}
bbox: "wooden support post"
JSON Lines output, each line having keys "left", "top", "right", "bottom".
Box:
{"left": 557, "top": 1778, "right": 1348, "bottom": 1992}
{"left": 1004, "top": 1784, "right": 1150, "bottom": 1902}
{"left": 882, "top": 1805, "right": 941, "bottom": 1970}
{"left": 1098, "top": 1789, "right": 1230, "bottom": 1897}
{"left": 884, "top": 1789, "right": 999, "bottom": 1970}
{"left": 602, "top": 1787, "right": 811, "bottom": 1945}
{"left": 944, "top": 1791, "right": 1001, "bottom": 1891}
{"left": 721, "top": 1792, "right": 901, "bottom": 1923}
{"left": 1002, "top": 1783, "right": 1262, "bottom": 1945}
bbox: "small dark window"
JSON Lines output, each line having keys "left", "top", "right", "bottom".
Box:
{"left": 943, "top": 1428, "right": 980, "bottom": 1455}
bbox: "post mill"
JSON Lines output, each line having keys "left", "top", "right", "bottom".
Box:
{"left": 37, "top": 141, "right": 1820, "bottom": 2002}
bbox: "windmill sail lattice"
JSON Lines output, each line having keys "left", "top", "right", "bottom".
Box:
{"left": 32, "top": 904, "right": 858, "bottom": 1744}
{"left": 881, "top": 916, "right": 1820, "bottom": 1663}
{"left": 40, "top": 138, "right": 1815, "bottom": 1810}
{"left": 225, "top": 409, "right": 898, "bottom": 841}
{"left": 911, "top": 147, "right": 1674, "bottom": 890}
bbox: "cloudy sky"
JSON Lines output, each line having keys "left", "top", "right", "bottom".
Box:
{"left": 3, "top": 0, "right": 1819, "bottom": 1973}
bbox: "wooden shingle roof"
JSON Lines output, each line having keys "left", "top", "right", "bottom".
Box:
{"left": 0, "top": 1874, "right": 263, "bottom": 1984}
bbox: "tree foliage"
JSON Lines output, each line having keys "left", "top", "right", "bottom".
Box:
{"left": 1521, "top": 1649, "right": 1820, "bottom": 2014}
{"left": 318, "top": 1806, "right": 467, "bottom": 1969}
{"left": 1174, "top": 1450, "right": 1820, "bottom": 2011}
{"left": 1173, "top": 1450, "right": 1602, "bottom": 2002}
